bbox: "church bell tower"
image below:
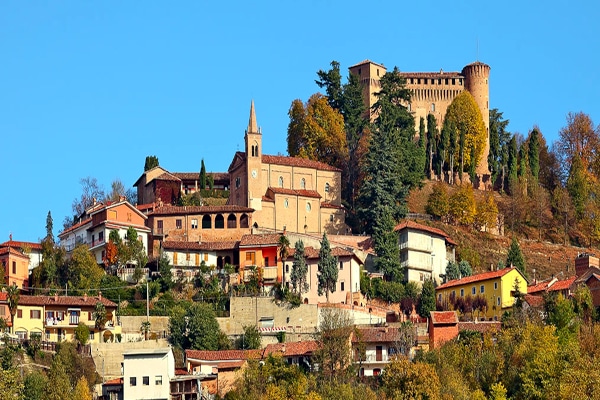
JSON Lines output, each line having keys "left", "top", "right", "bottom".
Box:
{"left": 245, "top": 100, "right": 263, "bottom": 210}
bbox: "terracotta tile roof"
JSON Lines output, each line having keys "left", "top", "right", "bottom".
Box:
{"left": 262, "top": 195, "right": 274, "bottom": 202}
{"left": 349, "top": 59, "right": 386, "bottom": 69}
{"left": 528, "top": 276, "right": 576, "bottom": 294}
{"left": 262, "top": 154, "right": 341, "bottom": 172}
{"left": 240, "top": 234, "right": 282, "bottom": 247}
{"left": 267, "top": 187, "right": 322, "bottom": 199}
{"left": 175, "top": 368, "right": 189, "bottom": 376}
{"left": 524, "top": 294, "right": 545, "bottom": 308}
{"left": 136, "top": 203, "right": 156, "bottom": 212}
{"left": 162, "top": 241, "right": 239, "bottom": 251}
{"left": 352, "top": 327, "right": 401, "bottom": 343}
{"left": 527, "top": 281, "right": 551, "bottom": 294}
{"left": 320, "top": 202, "right": 343, "bottom": 209}
{"left": 185, "top": 349, "right": 262, "bottom": 361}
{"left": 263, "top": 340, "right": 319, "bottom": 356}
{"left": 103, "top": 378, "right": 123, "bottom": 386}
{"left": 0, "top": 292, "right": 7, "bottom": 301}
{"left": 287, "top": 246, "right": 355, "bottom": 260}
{"left": 58, "top": 218, "right": 92, "bottom": 237}
{"left": 173, "top": 172, "right": 229, "bottom": 182}
{"left": 430, "top": 311, "right": 459, "bottom": 325}
{"left": 0, "top": 248, "right": 30, "bottom": 259}
{"left": 103, "top": 222, "right": 150, "bottom": 233}
{"left": 550, "top": 276, "right": 576, "bottom": 291}
{"left": 155, "top": 172, "right": 182, "bottom": 182}
{"left": 149, "top": 205, "right": 253, "bottom": 216}
{"left": 458, "top": 321, "right": 501, "bottom": 333}
{"left": 399, "top": 71, "right": 463, "bottom": 79}
{"left": 394, "top": 220, "right": 457, "bottom": 245}
{"left": 0, "top": 241, "right": 42, "bottom": 251}
{"left": 18, "top": 295, "right": 117, "bottom": 308}
{"left": 436, "top": 268, "right": 518, "bottom": 291}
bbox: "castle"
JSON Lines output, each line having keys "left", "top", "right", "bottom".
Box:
{"left": 349, "top": 60, "right": 491, "bottom": 182}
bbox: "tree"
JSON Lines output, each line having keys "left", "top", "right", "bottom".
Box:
{"left": 199, "top": 159, "right": 207, "bottom": 190}
{"left": 169, "top": 302, "right": 226, "bottom": 350}
{"left": 74, "top": 323, "right": 90, "bottom": 346}
{"left": 72, "top": 376, "right": 92, "bottom": 400}
{"left": 240, "top": 325, "right": 261, "bottom": 350}
{"left": 156, "top": 251, "right": 174, "bottom": 291}
{"left": 0, "top": 368, "right": 24, "bottom": 400}
{"left": 63, "top": 245, "right": 104, "bottom": 291}
{"left": 528, "top": 128, "right": 541, "bottom": 182}
{"left": 426, "top": 182, "right": 450, "bottom": 221}
{"left": 445, "top": 261, "right": 460, "bottom": 281}
{"left": 140, "top": 321, "right": 151, "bottom": 341}
{"left": 93, "top": 302, "right": 107, "bottom": 330}
{"left": 373, "top": 208, "right": 402, "bottom": 281}
{"left": 6, "top": 284, "right": 19, "bottom": 334}
{"left": 458, "top": 260, "right": 473, "bottom": 278}
{"left": 567, "top": 154, "right": 590, "bottom": 219}
{"left": 315, "top": 60, "right": 343, "bottom": 110}
{"left": 382, "top": 356, "right": 441, "bottom": 400}
{"left": 23, "top": 371, "right": 48, "bottom": 400}
{"left": 506, "top": 237, "right": 526, "bottom": 277}
{"left": 313, "top": 307, "right": 353, "bottom": 382}
{"left": 317, "top": 233, "right": 339, "bottom": 302}
{"left": 46, "top": 360, "right": 72, "bottom": 400}
{"left": 290, "top": 240, "right": 309, "bottom": 295}
{"left": 287, "top": 93, "right": 348, "bottom": 169}
{"left": 442, "top": 91, "right": 487, "bottom": 179}
{"left": 507, "top": 135, "right": 518, "bottom": 190}
{"left": 418, "top": 280, "right": 436, "bottom": 318}
{"left": 448, "top": 184, "right": 476, "bottom": 225}
{"left": 552, "top": 186, "right": 575, "bottom": 245}
{"left": 556, "top": 112, "right": 599, "bottom": 176}
{"left": 144, "top": 155, "right": 159, "bottom": 171}
{"left": 426, "top": 114, "right": 438, "bottom": 179}
{"left": 474, "top": 191, "right": 498, "bottom": 232}
{"left": 70, "top": 176, "right": 105, "bottom": 218}
{"left": 105, "top": 179, "right": 127, "bottom": 203}
{"left": 45, "top": 211, "right": 54, "bottom": 243}
{"left": 277, "top": 234, "right": 290, "bottom": 269}
{"left": 488, "top": 109, "right": 511, "bottom": 185}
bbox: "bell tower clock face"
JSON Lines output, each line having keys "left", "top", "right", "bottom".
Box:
{"left": 251, "top": 169, "right": 258, "bottom": 179}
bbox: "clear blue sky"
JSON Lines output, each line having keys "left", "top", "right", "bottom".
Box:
{"left": 2, "top": 1, "right": 598, "bottom": 243}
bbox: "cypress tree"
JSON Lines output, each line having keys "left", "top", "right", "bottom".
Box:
{"left": 506, "top": 237, "right": 526, "bottom": 277}
{"left": 317, "top": 233, "right": 339, "bottom": 302}
{"left": 528, "top": 128, "right": 540, "bottom": 181}
{"left": 199, "top": 159, "right": 207, "bottom": 190}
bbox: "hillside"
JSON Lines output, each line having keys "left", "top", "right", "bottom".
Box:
{"left": 407, "top": 181, "right": 591, "bottom": 282}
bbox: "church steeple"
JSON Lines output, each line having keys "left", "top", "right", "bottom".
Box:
{"left": 247, "top": 100, "right": 260, "bottom": 135}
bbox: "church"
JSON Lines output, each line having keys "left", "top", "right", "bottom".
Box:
{"left": 227, "top": 101, "right": 347, "bottom": 235}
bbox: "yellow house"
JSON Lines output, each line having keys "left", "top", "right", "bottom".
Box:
{"left": 14, "top": 294, "right": 120, "bottom": 343}
{"left": 435, "top": 267, "right": 528, "bottom": 321}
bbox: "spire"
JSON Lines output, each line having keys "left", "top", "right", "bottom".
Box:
{"left": 247, "top": 100, "right": 259, "bottom": 134}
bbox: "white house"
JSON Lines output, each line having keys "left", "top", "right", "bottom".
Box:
{"left": 352, "top": 326, "right": 415, "bottom": 377}
{"left": 122, "top": 348, "right": 175, "bottom": 400}
{"left": 394, "top": 221, "right": 456, "bottom": 285}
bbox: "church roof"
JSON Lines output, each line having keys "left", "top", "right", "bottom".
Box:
{"left": 247, "top": 100, "right": 259, "bottom": 134}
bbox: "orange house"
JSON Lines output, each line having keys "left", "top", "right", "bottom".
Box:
{"left": 238, "top": 233, "right": 282, "bottom": 287}
{"left": 0, "top": 247, "right": 30, "bottom": 289}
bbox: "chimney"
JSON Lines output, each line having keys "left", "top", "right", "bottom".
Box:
{"left": 54, "top": 293, "right": 58, "bottom": 302}
{"left": 84, "top": 293, "right": 88, "bottom": 301}
{"left": 98, "top": 291, "right": 102, "bottom": 300}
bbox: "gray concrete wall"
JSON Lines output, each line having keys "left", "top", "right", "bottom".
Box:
{"left": 93, "top": 339, "right": 171, "bottom": 380}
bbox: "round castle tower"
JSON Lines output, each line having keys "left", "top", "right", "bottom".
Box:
{"left": 462, "top": 61, "right": 491, "bottom": 178}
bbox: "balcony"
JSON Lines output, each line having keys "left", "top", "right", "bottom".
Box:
{"left": 263, "top": 266, "right": 278, "bottom": 281}
{"left": 243, "top": 266, "right": 279, "bottom": 283}
{"left": 399, "top": 241, "right": 432, "bottom": 253}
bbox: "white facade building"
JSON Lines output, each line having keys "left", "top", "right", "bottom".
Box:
{"left": 123, "top": 348, "right": 175, "bottom": 400}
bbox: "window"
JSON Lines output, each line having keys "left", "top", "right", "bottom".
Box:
{"left": 12, "top": 261, "right": 16, "bottom": 274}
{"left": 0, "top": 308, "right": 4, "bottom": 316}
{"left": 300, "top": 178, "right": 306, "bottom": 189}
{"left": 265, "top": 257, "right": 269, "bottom": 267}
{"left": 431, "top": 103, "right": 435, "bottom": 112}
{"left": 215, "top": 214, "right": 224, "bottom": 229}
{"left": 278, "top": 176, "right": 284, "bottom": 187}
{"left": 306, "top": 202, "right": 311, "bottom": 212}
{"left": 202, "top": 215, "right": 211, "bottom": 229}
{"left": 143, "top": 376, "right": 149, "bottom": 386}
{"left": 472, "top": 287, "right": 476, "bottom": 295}
{"left": 191, "top": 219, "right": 198, "bottom": 229}
{"left": 339, "top": 261, "right": 343, "bottom": 270}
{"left": 284, "top": 199, "right": 289, "bottom": 208}
{"left": 325, "top": 183, "right": 330, "bottom": 193}
{"left": 460, "top": 289, "right": 464, "bottom": 297}
{"left": 17, "top": 310, "right": 22, "bottom": 318}
{"left": 376, "top": 346, "right": 383, "bottom": 361}
{"left": 195, "top": 254, "right": 200, "bottom": 266}
{"left": 235, "top": 177, "right": 241, "bottom": 188}
{"left": 494, "top": 282, "right": 498, "bottom": 290}
{"left": 340, "top": 281, "right": 345, "bottom": 291}
{"left": 176, "top": 219, "right": 182, "bottom": 229}
{"left": 186, "top": 253, "right": 191, "bottom": 261}
{"left": 204, "top": 253, "right": 208, "bottom": 261}
{"left": 438, "top": 294, "right": 442, "bottom": 302}
{"left": 130, "top": 377, "right": 137, "bottom": 386}
{"left": 373, "top": 368, "right": 381, "bottom": 376}
{"left": 69, "top": 311, "right": 80, "bottom": 325}
{"left": 89, "top": 331, "right": 95, "bottom": 340}
{"left": 285, "top": 264, "right": 289, "bottom": 273}
{"left": 480, "top": 285, "right": 485, "bottom": 293}
{"left": 329, "top": 214, "right": 333, "bottom": 222}
{"left": 45, "top": 330, "right": 50, "bottom": 340}
{"left": 98, "top": 231, "right": 104, "bottom": 242}
{"left": 173, "top": 252, "right": 178, "bottom": 265}
{"left": 497, "top": 297, "right": 501, "bottom": 306}
{"left": 155, "top": 375, "right": 162, "bottom": 385}
{"left": 246, "top": 252, "right": 256, "bottom": 265}
{"left": 157, "top": 220, "right": 163, "bottom": 234}
{"left": 30, "top": 310, "right": 41, "bottom": 319}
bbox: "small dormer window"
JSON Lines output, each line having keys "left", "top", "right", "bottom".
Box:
{"left": 279, "top": 176, "right": 284, "bottom": 188}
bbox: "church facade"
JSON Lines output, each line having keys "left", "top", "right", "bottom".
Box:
{"left": 227, "top": 102, "right": 347, "bottom": 235}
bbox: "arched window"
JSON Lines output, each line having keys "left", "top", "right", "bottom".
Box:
{"left": 202, "top": 215, "right": 212, "bottom": 229}
{"left": 306, "top": 202, "right": 311, "bottom": 212}
{"left": 284, "top": 199, "right": 289, "bottom": 208}
{"left": 431, "top": 103, "right": 435, "bottom": 112}
{"left": 215, "top": 214, "right": 224, "bottom": 229}
{"left": 227, "top": 214, "right": 237, "bottom": 228}
{"left": 240, "top": 214, "right": 249, "bottom": 228}
{"left": 325, "top": 182, "right": 330, "bottom": 193}
{"left": 278, "top": 176, "right": 284, "bottom": 188}
{"left": 300, "top": 178, "right": 306, "bottom": 189}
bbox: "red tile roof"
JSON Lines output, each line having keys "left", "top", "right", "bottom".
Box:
{"left": 352, "top": 327, "right": 402, "bottom": 343}
{"left": 458, "top": 321, "right": 501, "bottom": 333}
{"left": 436, "top": 268, "right": 519, "bottom": 290}
{"left": 103, "top": 378, "right": 123, "bottom": 386}
{"left": 349, "top": 59, "right": 386, "bottom": 69}
{"left": 320, "top": 202, "right": 343, "bottom": 209}
{"left": 262, "top": 154, "right": 341, "bottom": 172}
{"left": 149, "top": 205, "right": 253, "bottom": 216}
{"left": 524, "top": 294, "right": 545, "bottom": 308}
{"left": 162, "top": 241, "right": 239, "bottom": 251}
{"left": 18, "top": 295, "right": 117, "bottom": 308}
{"left": 155, "top": 173, "right": 182, "bottom": 182}
{"left": 550, "top": 276, "right": 576, "bottom": 291}
{"left": 58, "top": 218, "right": 92, "bottom": 237}
{"left": 287, "top": 246, "right": 355, "bottom": 260}
{"left": 263, "top": 340, "right": 319, "bottom": 356}
{"left": 430, "top": 311, "right": 459, "bottom": 325}
{"left": 0, "top": 247, "right": 30, "bottom": 259}
{"left": 267, "top": 187, "right": 322, "bottom": 199}
{"left": 185, "top": 349, "right": 262, "bottom": 361}
{"left": 528, "top": 276, "right": 576, "bottom": 294}
{"left": 240, "top": 234, "right": 282, "bottom": 247}
{"left": 394, "top": 220, "right": 457, "bottom": 245}
{"left": 173, "top": 172, "right": 229, "bottom": 182}
{"left": 175, "top": 368, "right": 189, "bottom": 376}
{"left": 0, "top": 241, "right": 42, "bottom": 251}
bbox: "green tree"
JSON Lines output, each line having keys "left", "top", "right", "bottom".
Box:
{"left": 46, "top": 361, "right": 72, "bottom": 400}
{"left": 290, "top": 240, "right": 309, "bottom": 295}
{"left": 315, "top": 60, "right": 343, "bottom": 110}
{"left": 382, "top": 356, "right": 441, "bottom": 400}
{"left": 507, "top": 135, "right": 518, "bottom": 190}
{"left": 72, "top": 376, "right": 92, "bottom": 400}
{"left": 445, "top": 261, "right": 460, "bottom": 281}
{"left": 93, "top": 302, "right": 107, "bottom": 330}
{"left": 488, "top": 108, "right": 511, "bottom": 185}
{"left": 240, "top": 325, "right": 261, "bottom": 350}
{"left": 426, "top": 182, "right": 450, "bottom": 221}
{"left": 63, "top": 245, "right": 104, "bottom": 291}
{"left": 567, "top": 154, "right": 590, "bottom": 219}
{"left": 144, "top": 155, "right": 159, "bottom": 171}
{"left": 426, "top": 114, "right": 439, "bottom": 178}
{"left": 506, "top": 237, "right": 526, "bottom": 277}
{"left": 418, "top": 280, "right": 436, "bottom": 318}
{"left": 141, "top": 320, "right": 151, "bottom": 341}
{"left": 317, "top": 233, "right": 339, "bottom": 302}
{"left": 287, "top": 93, "right": 348, "bottom": 169}
{"left": 74, "top": 323, "right": 90, "bottom": 346}
{"left": 6, "top": 284, "right": 19, "bottom": 334}
{"left": 23, "top": 371, "right": 47, "bottom": 400}
{"left": 199, "top": 159, "right": 207, "bottom": 190}
{"left": 277, "top": 234, "right": 290, "bottom": 267}
{"left": 314, "top": 307, "right": 353, "bottom": 382}
{"left": 528, "top": 128, "right": 541, "bottom": 182}
{"left": 0, "top": 368, "right": 24, "bottom": 400}
{"left": 373, "top": 208, "right": 402, "bottom": 281}
{"left": 45, "top": 211, "right": 54, "bottom": 243}
{"left": 443, "top": 91, "right": 487, "bottom": 179}
{"left": 458, "top": 260, "right": 473, "bottom": 278}
{"left": 156, "top": 251, "right": 174, "bottom": 291}
{"left": 169, "top": 302, "right": 226, "bottom": 350}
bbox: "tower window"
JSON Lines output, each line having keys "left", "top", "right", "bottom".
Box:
{"left": 431, "top": 103, "right": 435, "bottom": 112}
{"left": 325, "top": 182, "right": 330, "bottom": 193}
{"left": 377, "top": 69, "right": 379, "bottom": 77}
{"left": 306, "top": 202, "right": 311, "bottom": 212}
{"left": 284, "top": 199, "right": 289, "bottom": 208}
{"left": 279, "top": 176, "right": 284, "bottom": 188}
{"left": 358, "top": 68, "right": 361, "bottom": 76}
{"left": 300, "top": 178, "right": 306, "bottom": 189}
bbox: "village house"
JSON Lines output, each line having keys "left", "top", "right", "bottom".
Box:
{"left": 0, "top": 239, "right": 43, "bottom": 275}
{"left": 394, "top": 220, "right": 456, "bottom": 285}
{"left": 238, "top": 233, "right": 282, "bottom": 288}
{"left": 352, "top": 326, "right": 415, "bottom": 377}
{"left": 0, "top": 247, "right": 31, "bottom": 289}
{"left": 14, "top": 293, "right": 119, "bottom": 343}
{"left": 435, "top": 267, "right": 528, "bottom": 321}
{"left": 161, "top": 240, "right": 239, "bottom": 282}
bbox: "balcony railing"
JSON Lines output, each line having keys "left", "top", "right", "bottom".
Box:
{"left": 243, "top": 266, "right": 279, "bottom": 282}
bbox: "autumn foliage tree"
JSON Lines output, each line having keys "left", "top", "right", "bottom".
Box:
{"left": 448, "top": 184, "right": 476, "bottom": 225}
